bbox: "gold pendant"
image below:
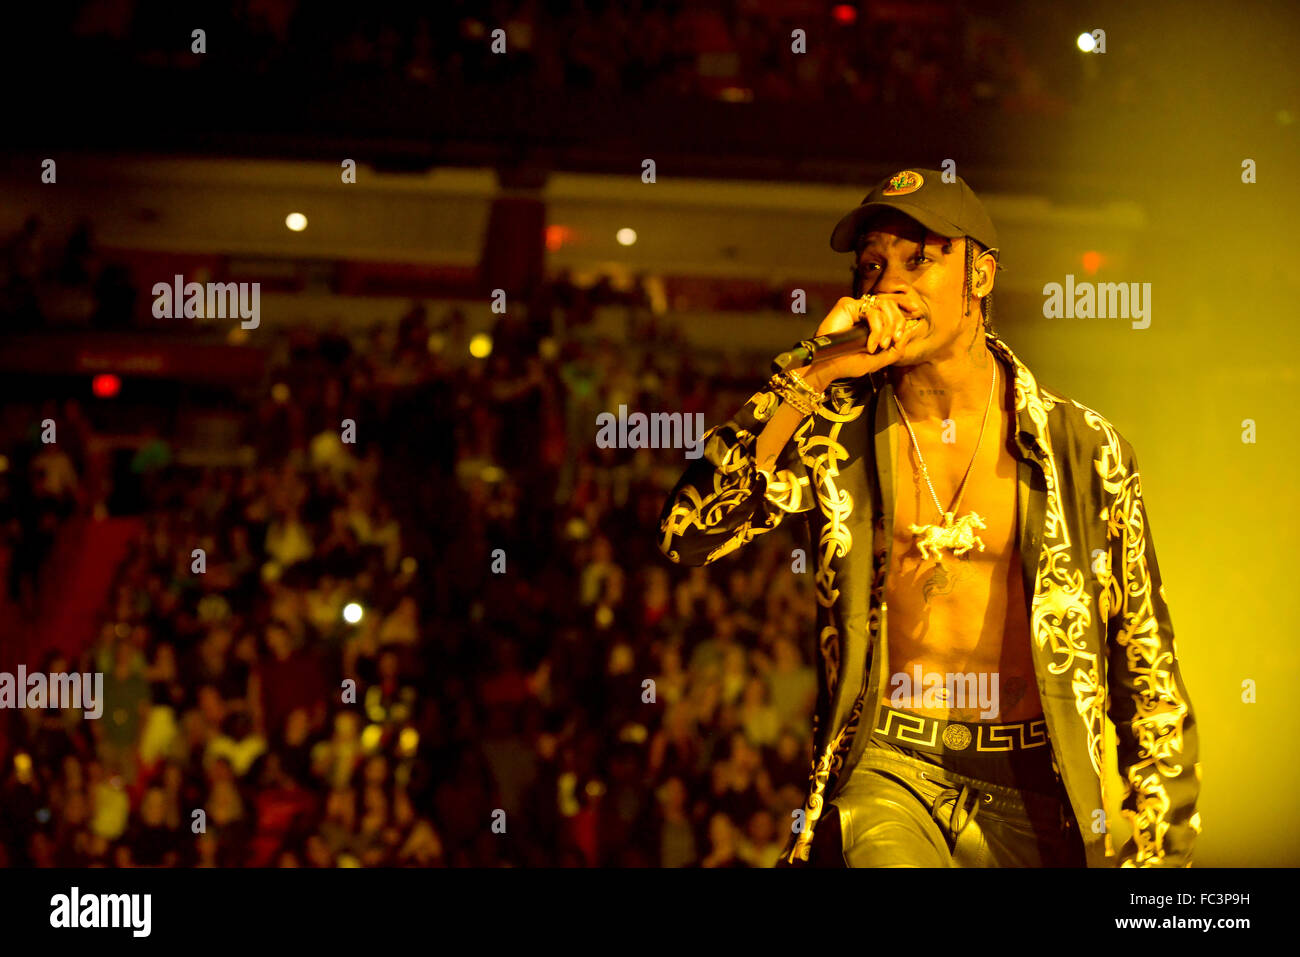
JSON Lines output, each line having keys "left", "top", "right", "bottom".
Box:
{"left": 909, "top": 511, "right": 987, "bottom": 560}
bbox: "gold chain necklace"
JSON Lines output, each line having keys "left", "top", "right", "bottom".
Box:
{"left": 892, "top": 363, "right": 996, "bottom": 560}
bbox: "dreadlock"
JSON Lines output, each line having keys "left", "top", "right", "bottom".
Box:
{"left": 964, "top": 238, "right": 997, "bottom": 335}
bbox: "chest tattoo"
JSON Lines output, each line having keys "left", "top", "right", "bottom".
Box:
{"left": 919, "top": 553, "right": 972, "bottom": 603}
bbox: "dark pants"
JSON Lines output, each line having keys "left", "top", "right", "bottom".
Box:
{"left": 810, "top": 739, "right": 1086, "bottom": 868}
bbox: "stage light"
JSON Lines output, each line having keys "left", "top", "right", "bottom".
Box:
{"left": 1076, "top": 33, "right": 1096, "bottom": 52}
{"left": 832, "top": 4, "right": 857, "bottom": 25}
{"left": 1081, "top": 251, "right": 1104, "bottom": 274}
{"left": 285, "top": 212, "right": 308, "bottom": 232}
{"left": 616, "top": 227, "right": 637, "bottom": 246}
{"left": 469, "top": 333, "right": 493, "bottom": 358}
{"left": 92, "top": 373, "right": 121, "bottom": 398}
{"left": 271, "top": 382, "right": 290, "bottom": 403}
{"left": 545, "top": 224, "right": 573, "bottom": 251}
{"left": 343, "top": 602, "right": 364, "bottom": 624}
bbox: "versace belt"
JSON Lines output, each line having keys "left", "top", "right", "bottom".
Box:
{"left": 873, "top": 704, "right": 1048, "bottom": 754}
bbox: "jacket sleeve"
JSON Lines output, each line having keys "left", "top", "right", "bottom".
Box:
{"left": 657, "top": 387, "right": 816, "bottom": 567}
{"left": 1103, "top": 444, "right": 1201, "bottom": 867}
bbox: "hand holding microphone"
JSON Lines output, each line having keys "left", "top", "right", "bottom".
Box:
{"left": 771, "top": 293, "right": 925, "bottom": 390}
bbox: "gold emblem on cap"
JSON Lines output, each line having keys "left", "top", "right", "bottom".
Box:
{"left": 883, "top": 170, "right": 924, "bottom": 196}
{"left": 941, "top": 723, "right": 972, "bottom": 751}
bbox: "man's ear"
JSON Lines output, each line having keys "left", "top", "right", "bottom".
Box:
{"left": 973, "top": 247, "right": 997, "bottom": 298}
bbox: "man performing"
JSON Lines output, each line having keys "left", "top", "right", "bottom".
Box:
{"left": 657, "top": 169, "right": 1200, "bottom": 867}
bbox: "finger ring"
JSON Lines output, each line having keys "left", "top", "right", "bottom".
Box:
{"left": 859, "top": 294, "right": 876, "bottom": 317}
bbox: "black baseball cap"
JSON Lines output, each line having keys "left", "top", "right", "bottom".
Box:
{"left": 830, "top": 168, "right": 998, "bottom": 255}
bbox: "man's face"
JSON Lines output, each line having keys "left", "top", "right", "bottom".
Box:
{"left": 854, "top": 210, "right": 983, "bottom": 367}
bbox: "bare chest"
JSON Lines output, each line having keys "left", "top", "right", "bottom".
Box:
{"left": 882, "top": 401, "right": 1041, "bottom": 721}
{"left": 889, "top": 410, "right": 1019, "bottom": 560}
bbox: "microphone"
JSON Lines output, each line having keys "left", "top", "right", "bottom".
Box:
{"left": 770, "top": 325, "right": 875, "bottom": 374}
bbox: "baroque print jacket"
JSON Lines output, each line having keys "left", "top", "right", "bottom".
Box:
{"left": 657, "top": 333, "right": 1200, "bottom": 867}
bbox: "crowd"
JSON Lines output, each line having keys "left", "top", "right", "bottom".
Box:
{"left": 0, "top": 215, "right": 137, "bottom": 333}
{"left": 49, "top": 0, "right": 1113, "bottom": 117}
{"left": 1, "top": 261, "right": 829, "bottom": 866}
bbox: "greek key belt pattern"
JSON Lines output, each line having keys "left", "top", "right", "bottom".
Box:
{"left": 873, "top": 706, "right": 1048, "bottom": 753}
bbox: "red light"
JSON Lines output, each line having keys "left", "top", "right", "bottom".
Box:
{"left": 1081, "top": 251, "right": 1104, "bottom": 275}
{"left": 832, "top": 4, "right": 857, "bottom": 24}
{"left": 545, "top": 225, "right": 573, "bottom": 252}
{"left": 92, "top": 374, "right": 121, "bottom": 398}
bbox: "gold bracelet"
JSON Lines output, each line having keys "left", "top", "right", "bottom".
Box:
{"left": 787, "top": 368, "right": 821, "bottom": 397}
{"left": 768, "top": 370, "right": 825, "bottom": 417}
{"left": 774, "top": 386, "right": 809, "bottom": 416}
{"left": 771, "top": 369, "right": 825, "bottom": 401}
